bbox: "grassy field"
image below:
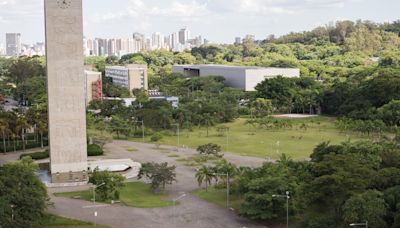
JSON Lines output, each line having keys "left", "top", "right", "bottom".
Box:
{"left": 43, "top": 214, "right": 109, "bottom": 228}
{"left": 132, "top": 116, "right": 367, "bottom": 160}
{"left": 193, "top": 188, "right": 243, "bottom": 210}
{"left": 54, "top": 182, "right": 174, "bottom": 208}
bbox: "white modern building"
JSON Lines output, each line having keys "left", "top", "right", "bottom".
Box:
{"left": 105, "top": 64, "right": 148, "bottom": 94}
{"left": 172, "top": 64, "right": 300, "bottom": 91}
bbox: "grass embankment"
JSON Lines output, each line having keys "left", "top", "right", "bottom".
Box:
{"left": 44, "top": 214, "right": 109, "bottom": 228}
{"left": 54, "top": 182, "right": 173, "bottom": 208}
{"left": 132, "top": 116, "right": 367, "bottom": 160}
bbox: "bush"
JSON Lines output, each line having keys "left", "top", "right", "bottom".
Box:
{"left": 151, "top": 133, "right": 163, "bottom": 143}
{"left": 197, "top": 143, "right": 223, "bottom": 157}
{"left": 87, "top": 144, "right": 104, "bottom": 156}
{"left": 20, "top": 150, "right": 49, "bottom": 160}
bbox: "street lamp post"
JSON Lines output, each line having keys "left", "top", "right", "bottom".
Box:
{"left": 272, "top": 191, "right": 290, "bottom": 228}
{"left": 214, "top": 172, "right": 230, "bottom": 209}
{"left": 92, "top": 182, "right": 105, "bottom": 227}
{"left": 172, "top": 123, "right": 180, "bottom": 151}
{"left": 350, "top": 221, "right": 368, "bottom": 228}
{"left": 173, "top": 193, "right": 186, "bottom": 225}
{"left": 225, "top": 128, "right": 229, "bottom": 153}
{"left": 10, "top": 204, "right": 15, "bottom": 221}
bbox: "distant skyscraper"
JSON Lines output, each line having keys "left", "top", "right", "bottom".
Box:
{"left": 151, "top": 32, "right": 164, "bottom": 50}
{"left": 171, "top": 32, "right": 179, "bottom": 49}
{"left": 235, "top": 37, "right": 242, "bottom": 45}
{"left": 244, "top": 34, "right": 255, "bottom": 41}
{"left": 0, "top": 43, "right": 4, "bottom": 55}
{"left": 179, "top": 28, "right": 190, "bottom": 45}
{"left": 6, "top": 33, "right": 21, "bottom": 57}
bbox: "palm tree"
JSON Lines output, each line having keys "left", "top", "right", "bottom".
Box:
{"left": 195, "top": 165, "right": 215, "bottom": 192}
{"left": 37, "top": 120, "right": 48, "bottom": 148}
{"left": 16, "top": 116, "right": 30, "bottom": 151}
{"left": 0, "top": 119, "right": 9, "bottom": 153}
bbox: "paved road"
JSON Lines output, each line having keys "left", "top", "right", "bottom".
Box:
{"left": 0, "top": 147, "right": 47, "bottom": 165}
{"left": 2, "top": 141, "right": 267, "bottom": 228}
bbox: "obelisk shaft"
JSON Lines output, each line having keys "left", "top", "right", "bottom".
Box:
{"left": 44, "top": 0, "right": 88, "bottom": 183}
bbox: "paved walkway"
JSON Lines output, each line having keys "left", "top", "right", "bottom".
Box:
{"left": 0, "top": 147, "right": 47, "bottom": 165}
{"left": 2, "top": 141, "right": 267, "bottom": 228}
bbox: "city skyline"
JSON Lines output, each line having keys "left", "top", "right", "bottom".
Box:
{"left": 0, "top": 27, "right": 206, "bottom": 57}
{"left": 0, "top": 0, "right": 399, "bottom": 46}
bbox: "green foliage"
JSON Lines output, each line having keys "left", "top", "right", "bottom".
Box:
{"left": 89, "top": 169, "right": 126, "bottom": 201}
{"left": 377, "top": 100, "right": 400, "bottom": 126}
{"left": 371, "top": 168, "right": 400, "bottom": 190}
{"left": 197, "top": 143, "right": 222, "bottom": 157}
{"left": 8, "top": 56, "right": 46, "bottom": 85}
{"left": 237, "top": 162, "right": 301, "bottom": 220}
{"left": 195, "top": 165, "right": 215, "bottom": 191}
{"left": 0, "top": 157, "right": 48, "bottom": 228}
{"left": 150, "top": 133, "right": 163, "bottom": 143}
{"left": 246, "top": 117, "right": 293, "bottom": 130}
{"left": 343, "top": 190, "right": 388, "bottom": 228}
{"left": 250, "top": 98, "right": 272, "bottom": 118}
{"left": 20, "top": 150, "right": 49, "bottom": 160}
{"left": 383, "top": 186, "right": 400, "bottom": 227}
{"left": 138, "top": 162, "right": 177, "bottom": 192}
{"left": 256, "top": 77, "right": 321, "bottom": 113}
{"left": 87, "top": 144, "right": 104, "bottom": 156}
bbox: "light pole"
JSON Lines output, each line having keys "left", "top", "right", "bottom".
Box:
{"left": 350, "top": 221, "right": 368, "bottom": 228}
{"left": 225, "top": 128, "right": 229, "bottom": 153}
{"left": 92, "top": 182, "right": 105, "bottom": 227}
{"left": 10, "top": 204, "right": 15, "bottom": 221}
{"left": 133, "top": 120, "right": 145, "bottom": 142}
{"left": 272, "top": 191, "right": 290, "bottom": 228}
{"left": 214, "top": 172, "right": 230, "bottom": 209}
{"left": 173, "top": 193, "right": 186, "bottom": 225}
{"left": 172, "top": 123, "right": 180, "bottom": 151}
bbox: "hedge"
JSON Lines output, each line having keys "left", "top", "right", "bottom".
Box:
{"left": 18, "top": 144, "right": 104, "bottom": 160}
{"left": 87, "top": 144, "right": 104, "bottom": 156}
{"left": 20, "top": 150, "right": 50, "bottom": 160}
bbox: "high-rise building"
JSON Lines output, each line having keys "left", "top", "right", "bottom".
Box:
{"left": 6, "top": 33, "right": 21, "bottom": 57}
{"left": 235, "top": 37, "right": 242, "bottom": 45}
{"left": 133, "top": 32, "right": 147, "bottom": 51}
{"left": 0, "top": 43, "right": 4, "bottom": 55}
{"left": 171, "top": 32, "right": 179, "bottom": 50}
{"left": 151, "top": 32, "right": 164, "bottom": 50}
{"left": 179, "top": 28, "right": 190, "bottom": 45}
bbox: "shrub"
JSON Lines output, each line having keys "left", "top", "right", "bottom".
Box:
{"left": 151, "top": 133, "right": 163, "bottom": 143}
{"left": 197, "top": 143, "right": 223, "bottom": 157}
{"left": 20, "top": 150, "right": 50, "bottom": 160}
{"left": 87, "top": 144, "right": 104, "bottom": 156}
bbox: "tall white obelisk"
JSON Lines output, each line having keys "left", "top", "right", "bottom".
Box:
{"left": 45, "top": 0, "right": 88, "bottom": 183}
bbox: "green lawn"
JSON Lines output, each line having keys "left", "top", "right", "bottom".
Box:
{"left": 43, "top": 214, "right": 109, "bottom": 228}
{"left": 132, "top": 116, "right": 367, "bottom": 160}
{"left": 54, "top": 182, "right": 174, "bottom": 208}
{"left": 193, "top": 187, "right": 243, "bottom": 210}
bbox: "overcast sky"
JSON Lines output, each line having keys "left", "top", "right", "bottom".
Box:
{"left": 0, "top": 0, "right": 399, "bottom": 45}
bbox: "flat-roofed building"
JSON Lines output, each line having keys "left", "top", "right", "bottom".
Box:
{"left": 85, "top": 70, "right": 102, "bottom": 106}
{"left": 105, "top": 64, "right": 148, "bottom": 94}
{"left": 172, "top": 64, "right": 300, "bottom": 91}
